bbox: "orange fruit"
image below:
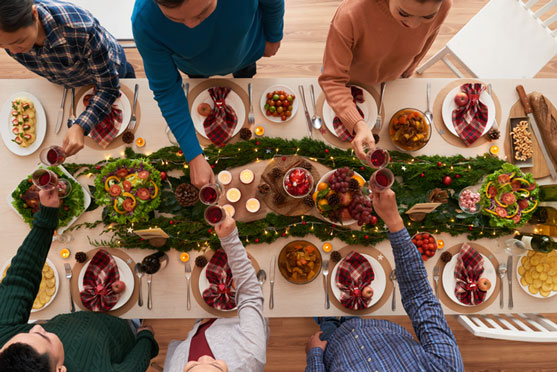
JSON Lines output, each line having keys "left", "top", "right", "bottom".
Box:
{"left": 317, "top": 182, "right": 328, "bottom": 191}
{"left": 352, "top": 175, "right": 365, "bottom": 187}
{"left": 312, "top": 191, "right": 318, "bottom": 203}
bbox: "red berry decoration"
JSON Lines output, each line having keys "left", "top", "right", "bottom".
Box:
{"left": 256, "top": 141, "right": 260, "bottom": 145}
{"left": 282, "top": 156, "right": 286, "bottom": 161}
{"left": 369, "top": 215, "right": 378, "bottom": 225}
{"left": 282, "top": 232, "right": 286, "bottom": 237}
{"left": 437, "top": 161, "right": 442, "bottom": 167}
{"left": 96, "top": 165, "right": 101, "bottom": 170}
{"left": 178, "top": 150, "right": 183, "bottom": 155}
{"left": 325, "top": 149, "right": 329, "bottom": 154}
{"left": 364, "top": 235, "right": 369, "bottom": 239}
{"left": 468, "top": 226, "right": 473, "bottom": 231}
{"left": 208, "top": 229, "right": 213, "bottom": 234}
{"left": 169, "top": 220, "right": 174, "bottom": 225}
{"left": 255, "top": 238, "right": 259, "bottom": 243}
{"left": 360, "top": 166, "right": 365, "bottom": 171}
{"left": 420, "top": 173, "right": 425, "bottom": 178}
{"left": 455, "top": 174, "right": 461, "bottom": 179}
{"left": 442, "top": 175, "right": 452, "bottom": 186}
{"left": 302, "top": 221, "right": 306, "bottom": 225}
{"left": 160, "top": 171, "right": 167, "bottom": 181}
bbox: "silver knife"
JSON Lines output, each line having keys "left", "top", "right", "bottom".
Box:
{"left": 516, "top": 85, "right": 557, "bottom": 179}
{"left": 507, "top": 255, "right": 513, "bottom": 310}
{"left": 298, "top": 85, "right": 313, "bottom": 137}
{"left": 269, "top": 255, "right": 276, "bottom": 310}
{"left": 55, "top": 87, "right": 68, "bottom": 134}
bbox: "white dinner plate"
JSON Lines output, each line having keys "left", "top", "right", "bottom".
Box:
{"left": 199, "top": 263, "right": 236, "bottom": 312}
{"left": 442, "top": 252, "right": 496, "bottom": 306}
{"left": 76, "top": 88, "right": 131, "bottom": 138}
{"left": 516, "top": 252, "right": 557, "bottom": 299}
{"left": 0, "top": 258, "right": 59, "bottom": 313}
{"left": 259, "top": 84, "right": 299, "bottom": 123}
{"left": 323, "top": 85, "right": 377, "bottom": 138}
{"left": 191, "top": 88, "right": 245, "bottom": 140}
{"left": 78, "top": 255, "right": 134, "bottom": 311}
{"left": 7, "top": 164, "right": 91, "bottom": 235}
{"left": 441, "top": 86, "right": 495, "bottom": 137}
{"left": 0, "top": 92, "right": 47, "bottom": 156}
{"left": 330, "top": 253, "right": 386, "bottom": 309}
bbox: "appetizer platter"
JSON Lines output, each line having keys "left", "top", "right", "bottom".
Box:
{"left": 517, "top": 250, "right": 557, "bottom": 298}
{"left": 260, "top": 85, "right": 299, "bottom": 123}
{"left": 389, "top": 108, "right": 431, "bottom": 151}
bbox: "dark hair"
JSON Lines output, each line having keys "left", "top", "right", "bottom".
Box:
{"left": 0, "top": 343, "right": 53, "bottom": 372}
{"left": 0, "top": 0, "right": 35, "bottom": 32}
{"left": 152, "top": 0, "right": 187, "bottom": 9}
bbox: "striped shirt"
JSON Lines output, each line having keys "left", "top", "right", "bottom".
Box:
{"left": 6, "top": 0, "right": 124, "bottom": 135}
{"left": 306, "top": 229, "right": 464, "bottom": 372}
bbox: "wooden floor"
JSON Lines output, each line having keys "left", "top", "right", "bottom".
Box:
{"left": 1, "top": 0, "right": 556, "bottom": 371}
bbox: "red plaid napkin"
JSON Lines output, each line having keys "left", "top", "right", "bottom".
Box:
{"left": 202, "top": 249, "right": 237, "bottom": 310}
{"left": 333, "top": 87, "right": 365, "bottom": 142}
{"left": 334, "top": 251, "right": 374, "bottom": 310}
{"left": 80, "top": 249, "right": 120, "bottom": 312}
{"left": 451, "top": 83, "right": 488, "bottom": 146}
{"left": 454, "top": 243, "right": 486, "bottom": 305}
{"left": 85, "top": 90, "right": 123, "bottom": 148}
{"left": 203, "top": 87, "right": 238, "bottom": 147}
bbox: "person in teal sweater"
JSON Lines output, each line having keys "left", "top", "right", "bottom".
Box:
{"left": 0, "top": 189, "right": 158, "bottom": 372}
{"left": 132, "top": 0, "right": 284, "bottom": 190}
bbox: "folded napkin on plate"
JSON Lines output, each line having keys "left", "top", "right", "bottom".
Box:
{"left": 202, "top": 249, "right": 237, "bottom": 310}
{"left": 451, "top": 83, "right": 488, "bottom": 146}
{"left": 335, "top": 251, "right": 374, "bottom": 310}
{"left": 454, "top": 243, "right": 486, "bottom": 305}
{"left": 80, "top": 249, "right": 120, "bottom": 312}
{"left": 203, "top": 87, "right": 238, "bottom": 147}
{"left": 333, "top": 86, "right": 365, "bottom": 142}
{"left": 84, "top": 90, "right": 123, "bottom": 148}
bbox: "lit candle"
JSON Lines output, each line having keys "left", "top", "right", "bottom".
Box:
{"left": 223, "top": 204, "right": 236, "bottom": 217}
{"left": 217, "top": 170, "right": 232, "bottom": 185}
{"left": 179, "top": 252, "right": 190, "bottom": 262}
{"left": 60, "top": 248, "right": 71, "bottom": 259}
{"left": 489, "top": 145, "right": 499, "bottom": 155}
{"left": 245, "top": 198, "right": 260, "bottom": 213}
{"left": 226, "top": 188, "right": 241, "bottom": 203}
{"left": 254, "top": 126, "right": 265, "bottom": 137}
{"left": 437, "top": 240, "right": 445, "bottom": 249}
{"left": 322, "top": 242, "right": 333, "bottom": 253}
{"left": 135, "top": 137, "right": 146, "bottom": 147}
{"left": 240, "top": 169, "right": 254, "bottom": 185}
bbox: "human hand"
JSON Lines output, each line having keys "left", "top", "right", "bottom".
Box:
{"left": 62, "top": 125, "right": 85, "bottom": 156}
{"left": 305, "top": 331, "right": 327, "bottom": 354}
{"left": 137, "top": 325, "right": 154, "bottom": 336}
{"left": 215, "top": 214, "right": 236, "bottom": 238}
{"left": 370, "top": 189, "right": 403, "bottom": 233}
{"left": 351, "top": 120, "right": 375, "bottom": 163}
{"left": 39, "top": 189, "right": 60, "bottom": 208}
{"left": 264, "top": 40, "right": 281, "bottom": 57}
{"left": 188, "top": 154, "right": 215, "bottom": 189}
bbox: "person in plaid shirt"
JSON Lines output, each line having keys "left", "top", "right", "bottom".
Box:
{"left": 0, "top": 0, "right": 134, "bottom": 156}
{"left": 305, "top": 189, "right": 464, "bottom": 372}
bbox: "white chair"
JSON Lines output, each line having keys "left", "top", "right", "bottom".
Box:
{"left": 457, "top": 313, "right": 557, "bottom": 342}
{"left": 417, "top": 0, "right": 557, "bottom": 78}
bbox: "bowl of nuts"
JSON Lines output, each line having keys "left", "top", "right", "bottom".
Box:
{"left": 509, "top": 118, "right": 534, "bottom": 168}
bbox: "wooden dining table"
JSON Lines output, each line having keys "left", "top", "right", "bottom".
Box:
{"left": 0, "top": 77, "right": 556, "bottom": 319}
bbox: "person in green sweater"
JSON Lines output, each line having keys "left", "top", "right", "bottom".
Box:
{"left": 0, "top": 189, "right": 158, "bottom": 372}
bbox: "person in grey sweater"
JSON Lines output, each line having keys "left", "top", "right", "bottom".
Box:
{"left": 164, "top": 215, "right": 268, "bottom": 372}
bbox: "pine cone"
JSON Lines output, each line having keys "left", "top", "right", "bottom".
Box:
{"left": 122, "top": 131, "right": 135, "bottom": 144}
{"left": 75, "top": 252, "right": 87, "bottom": 264}
{"left": 175, "top": 183, "right": 199, "bottom": 207}
{"left": 440, "top": 252, "right": 453, "bottom": 263}
{"left": 330, "top": 251, "right": 342, "bottom": 263}
{"left": 486, "top": 128, "right": 500, "bottom": 141}
{"left": 239, "top": 128, "right": 252, "bottom": 141}
{"left": 428, "top": 188, "right": 449, "bottom": 204}
{"left": 273, "top": 193, "right": 286, "bottom": 205}
{"left": 303, "top": 195, "right": 315, "bottom": 207}
{"left": 349, "top": 178, "right": 360, "bottom": 192}
{"left": 258, "top": 183, "right": 271, "bottom": 195}
{"left": 195, "top": 255, "right": 208, "bottom": 268}
{"left": 300, "top": 161, "right": 312, "bottom": 171}
{"left": 328, "top": 193, "right": 340, "bottom": 207}
{"left": 270, "top": 167, "right": 283, "bottom": 180}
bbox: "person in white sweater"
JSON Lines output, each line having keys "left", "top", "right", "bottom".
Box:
{"left": 164, "top": 215, "right": 268, "bottom": 372}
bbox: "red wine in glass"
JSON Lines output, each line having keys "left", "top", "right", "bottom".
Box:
{"left": 363, "top": 147, "right": 390, "bottom": 169}
{"left": 32, "top": 169, "right": 59, "bottom": 190}
{"left": 57, "top": 179, "right": 72, "bottom": 199}
{"left": 369, "top": 168, "right": 394, "bottom": 192}
{"left": 204, "top": 205, "right": 225, "bottom": 226}
{"left": 40, "top": 146, "right": 66, "bottom": 166}
{"left": 199, "top": 184, "right": 222, "bottom": 205}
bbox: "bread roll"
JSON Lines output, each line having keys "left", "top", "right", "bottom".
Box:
{"left": 529, "top": 92, "right": 557, "bottom": 167}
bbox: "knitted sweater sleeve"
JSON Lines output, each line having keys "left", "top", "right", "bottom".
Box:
{"left": 111, "top": 330, "right": 159, "bottom": 372}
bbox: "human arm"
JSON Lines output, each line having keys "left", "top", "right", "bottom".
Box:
{"left": 259, "top": 0, "right": 285, "bottom": 43}
{"left": 0, "top": 190, "right": 59, "bottom": 326}
{"left": 111, "top": 329, "right": 159, "bottom": 372}
{"left": 305, "top": 331, "right": 327, "bottom": 372}
{"left": 372, "top": 190, "right": 464, "bottom": 372}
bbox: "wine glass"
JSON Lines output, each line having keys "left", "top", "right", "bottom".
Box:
{"left": 362, "top": 145, "right": 390, "bottom": 169}
{"left": 368, "top": 168, "right": 394, "bottom": 192}
{"left": 40, "top": 146, "right": 66, "bottom": 166}
{"left": 504, "top": 239, "right": 528, "bottom": 256}
{"left": 204, "top": 205, "right": 226, "bottom": 226}
{"left": 199, "top": 183, "right": 222, "bottom": 205}
{"left": 32, "top": 169, "right": 59, "bottom": 190}
{"left": 57, "top": 179, "right": 72, "bottom": 199}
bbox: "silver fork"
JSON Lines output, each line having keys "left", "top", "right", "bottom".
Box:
{"left": 322, "top": 259, "right": 330, "bottom": 309}
{"left": 433, "top": 266, "right": 440, "bottom": 298}
{"left": 375, "top": 82, "right": 386, "bottom": 130}
{"left": 487, "top": 83, "right": 499, "bottom": 130}
{"left": 147, "top": 274, "right": 153, "bottom": 310}
{"left": 497, "top": 262, "right": 507, "bottom": 309}
{"left": 185, "top": 262, "right": 192, "bottom": 310}
{"left": 64, "top": 263, "right": 75, "bottom": 313}
{"left": 390, "top": 270, "right": 397, "bottom": 311}
{"left": 248, "top": 83, "right": 255, "bottom": 126}
{"left": 128, "top": 83, "right": 139, "bottom": 130}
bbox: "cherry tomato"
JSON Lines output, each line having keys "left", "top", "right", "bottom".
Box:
{"left": 267, "top": 93, "right": 273, "bottom": 99}
{"left": 417, "top": 240, "right": 423, "bottom": 246}
{"left": 276, "top": 100, "right": 282, "bottom": 106}
{"left": 279, "top": 95, "right": 285, "bottom": 101}
{"left": 416, "top": 235, "right": 422, "bottom": 241}
{"left": 283, "top": 101, "right": 289, "bottom": 108}
{"left": 281, "top": 115, "right": 287, "bottom": 121}
{"left": 269, "top": 106, "right": 276, "bottom": 113}
{"left": 277, "top": 106, "right": 284, "bottom": 114}
{"left": 422, "top": 255, "right": 428, "bottom": 261}
{"left": 287, "top": 95, "right": 293, "bottom": 102}
{"left": 285, "top": 111, "right": 292, "bottom": 117}
{"left": 272, "top": 94, "right": 279, "bottom": 100}
{"left": 429, "top": 237, "right": 435, "bottom": 244}
{"left": 288, "top": 105, "right": 293, "bottom": 111}
{"left": 266, "top": 110, "right": 272, "bottom": 116}
{"left": 272, "top": 111, "right": 280, "bottom": 117}
{"left": 412, "top": 239, "right": 417, "bottom": 244}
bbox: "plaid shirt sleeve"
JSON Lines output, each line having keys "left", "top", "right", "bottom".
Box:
{"left": 74, "top": 24, "right": 121, "bottom": 135}
{"left": 388, "top": 228, "right": 464, "bottom": 372}
{"left": 305, "top": 348, "right": 326, "bottom": 372}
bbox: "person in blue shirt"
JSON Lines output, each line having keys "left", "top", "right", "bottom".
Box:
{"left": 132, "top": 0, "right": 284, "bottom": 189}
{"left": 305, "top": 189, "right": 464, "bottom": 372}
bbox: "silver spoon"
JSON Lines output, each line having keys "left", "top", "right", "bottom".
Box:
{"left": 425, "top": 82, "right": 434, "bottom": 125}
{"left": 257, "top": 269, "right": 267, "bottom": 286}
{"left": 390, "top": 270, "right": 397, "bottom": 311}
{"left": 134, "top": 263, "right": 144, "bottom": 307}
{"left": 497, "top": 262, "right": 507, "bottom": 309}
{"left": 310, "top": 85, "right": 322, "bottom": 130}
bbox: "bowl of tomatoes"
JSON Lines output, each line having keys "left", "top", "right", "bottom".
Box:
{"left": 260, "top": 85, "right": 298, "bottom": 123}
{"left": 411, "top": 232, "right": 438, "bottom": 261}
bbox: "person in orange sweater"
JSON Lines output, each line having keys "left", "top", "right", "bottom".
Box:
{"left": 319, "top": 0, "right": 452, "bottom": 161}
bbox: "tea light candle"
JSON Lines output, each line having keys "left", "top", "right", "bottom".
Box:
{"left": 60, "top": 248, "right": 71, "bottom": 259}
{"left": 254, "top": 126, "right": 265, "bottom": 136}
{"left": 437, "top": 240, "right": 445, "bottom": 249}
{"left": 223, "top": 204, "right": 236, "bottom": 217}
{"left": 240, "top": 169, "right": 255, "bottom": 185}
{"left": 226, "top": 188, "right": 241, "bottom": 203}
{"left": 135, "top": 137, "right": 145, "bottom": 147}
{"left": 217, "top": 170, "right": 232, "bottom": 185}
{"left": 490, "top": 145, "right": 499, "bottom": 155}
{"left": 322, "top": 243, "right": 333, "bottom": 253}
{"left": 245, "top": 198, "right": 260, "bottom": 213}
{"left": 179, "top": 252, "right": 190, "bottom": 262}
